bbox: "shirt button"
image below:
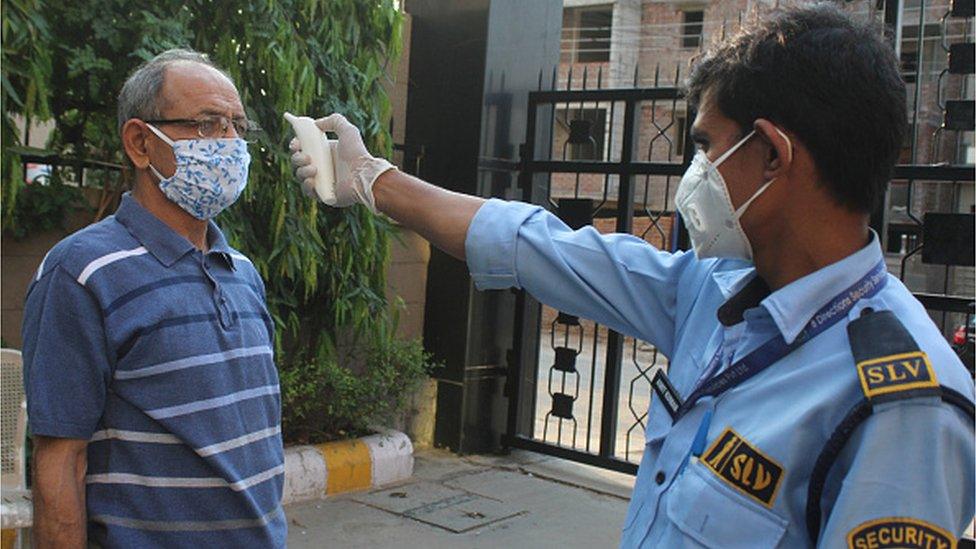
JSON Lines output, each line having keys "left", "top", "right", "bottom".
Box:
{"left": 655, "top": 471, "right": 666, "bottom": 485}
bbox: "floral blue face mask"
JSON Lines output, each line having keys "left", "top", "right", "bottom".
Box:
{"left": 146, "top": 123, "right": 251, "bottom": 220}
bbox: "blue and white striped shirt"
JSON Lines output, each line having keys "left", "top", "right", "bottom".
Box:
{"left": 22, "top": 194, "right": 285, "bottom": 547}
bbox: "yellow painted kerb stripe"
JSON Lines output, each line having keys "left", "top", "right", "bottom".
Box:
{"left": 316, "top": 439, "right": 372, "bottom": 494}
{"left": 1, "top": 529, "right": 17, "bottom": 549}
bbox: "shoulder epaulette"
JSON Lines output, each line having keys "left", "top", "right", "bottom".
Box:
{"left": 805, "top": 309, "right": 975, "bottom": 545}
{"left": 848, "top": 309, "right": 942, "bottom": 402}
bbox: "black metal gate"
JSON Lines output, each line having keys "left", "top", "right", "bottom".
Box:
{"left": 501, "top": 0, "right": 974, "bottom": 474}
{"left": 501, "top": 67, "right": 694, "bottom": 474}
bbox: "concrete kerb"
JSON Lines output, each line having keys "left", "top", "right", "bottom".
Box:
{"left": 282, "top": 429, "right": 414, "bottom": 505}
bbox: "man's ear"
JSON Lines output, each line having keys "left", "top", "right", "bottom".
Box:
{"left": 121, "top": 119, "right": 151, "bottom": 169}
{"left": 754, "top": 118, "right": 793, "bottom": 181}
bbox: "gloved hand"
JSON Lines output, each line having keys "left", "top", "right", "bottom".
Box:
{"left": 289, "top": 113, "right": 395, "bottom": 214}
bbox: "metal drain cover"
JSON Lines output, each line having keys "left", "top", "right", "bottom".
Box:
{"left": 355, "top": 482, "right": 525, "bottom": 533}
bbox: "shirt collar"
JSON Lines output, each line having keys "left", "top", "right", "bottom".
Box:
{"left": 710, "top": 262, "right": 769, "bottom": 327}
{"left": 760, "top": 231, "right": 884, "bottom": 344}
{"left": 712, "top": 264, "right": 758, "bottom": 301}
{"left": 204, "top": 219, "right": 237, "bottom": 269}
{"left": 115, "top": 193, "right": 237, "bottom": 269}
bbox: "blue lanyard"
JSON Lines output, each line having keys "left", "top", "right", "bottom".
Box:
{"left": 673, "top": 260, "right": 888, "bottom": 423}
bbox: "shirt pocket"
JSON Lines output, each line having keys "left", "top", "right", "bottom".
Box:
{"left": 664, "top": 459, "right": 788, "bottom": 549}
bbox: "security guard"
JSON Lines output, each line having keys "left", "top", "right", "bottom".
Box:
{"left": 290, "top": 4, "right": 975, "bottom": 547}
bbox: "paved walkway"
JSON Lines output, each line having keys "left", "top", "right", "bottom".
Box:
{"left": 285, "top": 448, "right": 635, "bottom": 548}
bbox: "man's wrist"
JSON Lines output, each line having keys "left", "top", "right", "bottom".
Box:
{"left": 370, "top": 164, "right": 399, "bottom": 214}
{"left": 351, "top": 157, "right": 393, "bottom": 214}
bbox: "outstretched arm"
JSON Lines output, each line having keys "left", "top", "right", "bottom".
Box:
{"left": 289, "top": 113, "right": 695, "bottom": 352}
{"left": 372, "top": 169, "right": 484, "bottom": 260}
{"left": 290, "top": 113, "right": 483, "bottom": 260}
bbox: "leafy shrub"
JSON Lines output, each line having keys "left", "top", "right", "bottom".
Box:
{"left": 280, "top": 337, "right": 436, "bottom": 443}
{"left": 7, "top": 179, "right": 89, "bottom": 239}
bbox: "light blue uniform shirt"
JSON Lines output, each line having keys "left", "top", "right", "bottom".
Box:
{"left": 465, "top": 199, "right": 975, "bottom": 548}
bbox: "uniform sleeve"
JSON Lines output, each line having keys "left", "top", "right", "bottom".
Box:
{"left": 817, "top": 398, "right": 975, "bottom": 549}
{"left": 21, "top": 265, "right": 112, "bottom": 439}
{"left": 465, "top": 198, "right": 698, "bottom": 356}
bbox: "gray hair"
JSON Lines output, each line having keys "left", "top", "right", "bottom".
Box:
{"left": 116, "top": 48, "right": 234, "bottom": 132}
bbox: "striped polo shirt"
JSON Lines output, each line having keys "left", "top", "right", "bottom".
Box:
{"left": 21, "top": 194, "right": 285, "bottom": 547}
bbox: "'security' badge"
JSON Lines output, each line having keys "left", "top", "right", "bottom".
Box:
{"left": 700, "top": 427, "right": 783, "bottom": 508}
{"left": 847, "top": 517, "right": 955, "bottom": 549}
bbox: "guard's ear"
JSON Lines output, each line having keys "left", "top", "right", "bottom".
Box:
{"left": 754, "top": 119, "right": 793, "bottom": 181}
{"left": 121, "top": 119, "right": 152, "bottom": 169}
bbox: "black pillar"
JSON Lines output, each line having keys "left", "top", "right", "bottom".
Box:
{"left": 404, "top": 0, "right": 561, "bottom": 453}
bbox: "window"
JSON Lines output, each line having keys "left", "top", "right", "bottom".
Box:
{"left": 888, "top": 181, "right": 909, "bottom": 210}
{"left": 561, "top": 5, "right": 613, "bottom": 63}
{"left": 556, "top": 107, "right": 607, "bottom": 160}
{"left": 682, "top": 10, "right": 704, "bottom": 49}
{"left": 886, "top": 224, "right": 922, "bottom": 254}
{"left": 900, "top": 24, "right": 941, "bottom": 83}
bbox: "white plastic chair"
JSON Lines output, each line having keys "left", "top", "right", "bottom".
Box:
{"left": 1, "top": 348, "right": 29, "bottom": 548}
{"left": 1, "top": 349, "right": 26, "bottom": 490}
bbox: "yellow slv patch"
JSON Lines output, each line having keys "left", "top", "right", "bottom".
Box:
{"left": 700, "top": 427, "right": 784, "bottom": 508}
{"left": 856, "top": 351, "right": 938, "bottom": 399}
{"left": 847, "top": 517, "right": 955, "bottom": 549}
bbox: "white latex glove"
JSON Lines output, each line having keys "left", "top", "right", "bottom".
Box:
{"left": 289, "top": 113, "right": 395, "bottom": 214}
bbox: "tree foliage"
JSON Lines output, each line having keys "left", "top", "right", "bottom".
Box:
{"left": 1, "top": 0, "right": 53, "bottom": 222}
{"left": 1, "top": 0, "right": 431, "bottom": 441}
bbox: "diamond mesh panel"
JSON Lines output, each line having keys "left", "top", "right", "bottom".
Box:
{"left": 1, "top": 351, "right": 25, "bottom": 478}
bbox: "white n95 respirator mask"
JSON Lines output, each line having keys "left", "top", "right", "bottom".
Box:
{"left": 674, "top": 127, "right": 792, "bottom": 261}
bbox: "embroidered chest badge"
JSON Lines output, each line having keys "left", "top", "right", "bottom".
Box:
{"left": 847, "top": 517, "right": 955, "bottom": 549}
{"left": 856, "top": 351, "right": 939, "bottom": 399}
{"left": 700, "top": 427, "right": 784, "bottom": 508}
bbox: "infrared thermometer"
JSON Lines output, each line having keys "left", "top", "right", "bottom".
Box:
{"left": 284, "top": 112, "right": 337, "bottom": 204}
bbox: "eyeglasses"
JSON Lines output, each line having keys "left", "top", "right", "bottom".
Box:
{"left": 143, "top": 115, "right": 260, "bottom": 139}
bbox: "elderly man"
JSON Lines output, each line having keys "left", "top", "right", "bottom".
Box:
{"left": 292, "top": 4, "right": 974, "bottom": 547}
{"left": 22, "top": 49, "right": 285, "bottom": 547}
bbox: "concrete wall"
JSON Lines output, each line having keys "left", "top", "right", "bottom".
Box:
{"left": 385, "top": 226, "right": 436, "bottom": 448}
{"left": 385, "top": 228, "right": 430, "bottom": 341}
{"left": 2, "top": 231, "right": 65, "bottom": 349}
{"left": 1, "top": 188, "right": 107, "bottom": 348}
{"left": 388, "top": 13, "right": 412, "bottom": 172}
{"left": 381, "top": 12, "right": 439, "bottom": 449}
